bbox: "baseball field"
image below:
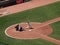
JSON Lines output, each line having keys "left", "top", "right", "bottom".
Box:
{"left": 0, "top": 1, "right": 60, "bottom": 45}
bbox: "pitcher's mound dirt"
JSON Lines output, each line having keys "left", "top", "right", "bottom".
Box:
{"left": 5, "top": 22, "right": 53, "bottom": 39}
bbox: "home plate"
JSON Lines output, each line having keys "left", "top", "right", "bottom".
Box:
{"left": 29, "top": 30, "right": 32, "bottom": 31}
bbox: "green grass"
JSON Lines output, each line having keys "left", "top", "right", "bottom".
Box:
{"left": 0, "top": 42, "right": 8, "bottom": 45}
{"left": 0, "top": 39, "right": 56, "bottom": 45}
{"left": 50, "top": 21, "right": 60, "bottom": 40}
{"left": 0, "top": 1, "right": 60, "bottom": 45}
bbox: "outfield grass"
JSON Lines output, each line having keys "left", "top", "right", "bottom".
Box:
{"left": 0, "top": 1, "right": 60, "bottom": 45}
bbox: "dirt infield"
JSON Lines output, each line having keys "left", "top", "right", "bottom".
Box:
{"left": 5, "top": 22, "right": 53, "bottom": 39}
{"left": 0, "top": 0, "right": 59, "bottom": 17}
